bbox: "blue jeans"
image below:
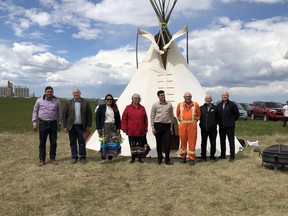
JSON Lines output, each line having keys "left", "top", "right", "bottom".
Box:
{"left": 39, "top": 120, "right": 58, "bottom": 161}
{"left": 68, "top": 125, "right": 86, "bottom": 160}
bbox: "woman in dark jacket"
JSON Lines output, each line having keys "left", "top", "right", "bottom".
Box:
{"left": 95, "top": 94, "right": 121, "bottom": 163}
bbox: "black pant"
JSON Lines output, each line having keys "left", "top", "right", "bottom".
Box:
{"left": 219, "top": 127, "right": 235, "bottom": 159}
{"left": 68, "top": 125, "right": 86, "bottom": 160}
{"left": 283, "top": 117, "right": 288, "bottom": 127}
{"left": 154, "top": 123, "right": 171, "bottom": 162}
{"left": 200, "top": 128, "right": 217, "bottom": 159}
{"left": 39, "top": 120, "right": 57, "bottom": 161}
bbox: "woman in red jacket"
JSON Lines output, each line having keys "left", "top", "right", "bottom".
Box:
{"left": 121, "top": 94, "right": 149, "bottom": 163}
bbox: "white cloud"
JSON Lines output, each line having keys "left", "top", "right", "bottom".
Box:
{"left": 175, "top": 16, "right": 288, "bottom": 101}
{"left": 1, "top": 0, "right": 288, "bottom": 101}
{"left": 0, "top": 42, "right": 70, "bottom": 86}
{"left": 52, "top": 46, "right": 139, "bottom": 87}
{"left": 1, "top": 0, "right": 214, "bottom": 39}
{"left": 26, "top": 10, "right": 52, "bottom": 26}
{"left": 221, "top": 0, "right": 287, "bottom": 3}
{"left": 72, "top": 26, "right": 101, "bottom": 40}
{"left": 246, "top": 0, "right": 287, "bottom": 3}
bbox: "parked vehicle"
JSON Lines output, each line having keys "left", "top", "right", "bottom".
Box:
{"left": 250, "top": 101, "right": 284, "bottom": 121}
{"left": 239, "top": 102, "right": 252, "bottom": 116}
{"left": 95, "top": 97, "right": 118, "bottom": 113}
{"left": 215, "top": 100, "right": 248, "bottom": 120}
{"left": 235, "top": 102, "right": 248, "bottom": 120}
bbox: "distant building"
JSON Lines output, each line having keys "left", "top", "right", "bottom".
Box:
{"left": 14, "top": 86, "right": 29, "bottom": 98}
{"left": 0, "top": 81, "right": 30, "bottom": 98}
{"left": 0, "top": 86, "right": 13, "bottom": 97}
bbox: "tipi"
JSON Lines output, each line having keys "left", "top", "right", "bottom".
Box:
{"left": 86, "top": 0, "right": 243, "bottom": 157}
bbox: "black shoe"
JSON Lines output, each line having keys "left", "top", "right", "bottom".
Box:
{"left": 50, "top": 159, "right": 58, "bottom": 165}
{"left": 71, "top": 159, "right": 77, "bottom": 164}
{"left": 39, "top": 160, "right": 45, "bottom": 167}
{"left": 198, "top": 158, "right": 206, "bottom": 162}
{"left": 165, "top": 161, "right": 173, "bottom": 165}
{"left": 80, "top": 159, "right": 87, "bottom": 164}
{"left": 138, "top": 158, "right": 144, "bottom": 163}
{"left": 130, "top": 159, "right": 135, "bottom": 163}
{"left": 220, "top": 156, "right": 226, "bottom": 160}
{"left": 229, "top": 158, "right": 235, "bottom": 162}
{"left": 180, "top": 158, "right": 187, "bottom": 164}
{"left": 108, "top": 156, "right": 113, "bottom": 163}
{"left": 157, "top": 159, "right": 162, "bottom": 165}
{"left": 210, "top": 156, "right": 216, "bottom": 162}
{"left": 189, "top": 159, "right": 195, "bottom": 166}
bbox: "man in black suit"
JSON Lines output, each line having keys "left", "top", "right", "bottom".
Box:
{"left": 217, "top": 91, "right": 239, "bottom": 162}
{"left": 199, "top": 94, "right": 219, "bottom": 162}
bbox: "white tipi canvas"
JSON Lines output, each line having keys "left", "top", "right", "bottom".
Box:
{"left": 86, "top": 0, "right": 243, "bottom": 158}
{"left": 86, "top": 38, "right": 243, "bottom": 157}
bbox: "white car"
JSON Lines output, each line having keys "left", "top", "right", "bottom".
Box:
{"left": 95, "top": 98, "right": 118, "bottom": 113}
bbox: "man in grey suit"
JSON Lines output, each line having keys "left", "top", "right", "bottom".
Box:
{"left": 63, "top": 88, "right": 92, "bottom": 164}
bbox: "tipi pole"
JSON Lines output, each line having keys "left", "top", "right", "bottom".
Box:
{"left": 186, "top": 29, "right": 189, "bottom": 64}
{"left": 166, "top": 0, "right": 177, "bottom": 21}
{"left": 136, "top": 29, "right": 139, "bottom": 69}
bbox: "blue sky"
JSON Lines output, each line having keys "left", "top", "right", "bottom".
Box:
{"left": 0, "top": 0, "right": 288, "bottom": 103}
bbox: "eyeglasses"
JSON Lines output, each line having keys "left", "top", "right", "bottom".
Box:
{"left": 133, "top": 98, "right": 140, "bottom": 100}
{"left": 106, "top": 98, "right": 112, "bottom": 101}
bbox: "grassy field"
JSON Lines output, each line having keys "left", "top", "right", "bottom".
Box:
{"left": 0, "top": 97, "right": 288, "bottom": 216}
{"left": 0, "top": 97, "right": 98, "bottom": 133}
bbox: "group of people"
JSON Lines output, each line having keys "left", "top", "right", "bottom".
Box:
{"left": 32, "top": 87, "right": 92, "bottom": 166}
{"left": 32, "top": 86, "right": 239, "bottom": 167}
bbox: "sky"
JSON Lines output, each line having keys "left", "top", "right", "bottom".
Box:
{"left": 0, "top": 0, "right": 288, "bottom": 103}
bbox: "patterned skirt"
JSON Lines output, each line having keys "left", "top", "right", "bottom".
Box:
{"left": 128, "top": 135, "right": 150, "bottom": 158}
{"left": 99, "top": 123, "right": 122, "bottom": 159}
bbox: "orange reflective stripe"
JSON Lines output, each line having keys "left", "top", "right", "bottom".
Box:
{"left": 179, "top": 102, "right": 196, "bottom": 123}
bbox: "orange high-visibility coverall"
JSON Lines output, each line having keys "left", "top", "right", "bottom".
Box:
{"left": 176, "top": 101, "right": 201, "bottom": 160}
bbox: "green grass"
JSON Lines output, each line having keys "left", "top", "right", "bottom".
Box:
{"left": 0, "top": 97, "right": 37, "bottom": 132}
{"left": 0, "top": 97, "right": 97, "bottom": 133}
{"left": 1, "top": 97, "right": 288, "bottom": 216}
{"left": 236, "top": 118, "right": 287, "bottom": 137}
{"left": 1, "top": 97, "right": 287, "bottom": 137}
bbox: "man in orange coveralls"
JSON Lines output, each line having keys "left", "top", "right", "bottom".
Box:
{"left": 176, "top": 92, "right": 201, "bottom": 165}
